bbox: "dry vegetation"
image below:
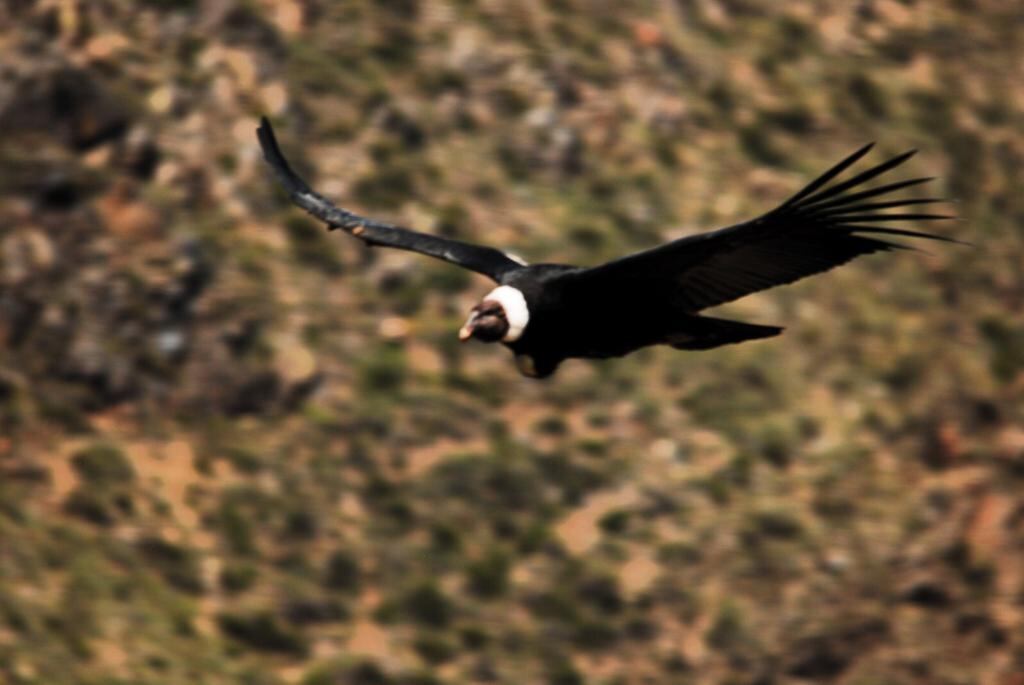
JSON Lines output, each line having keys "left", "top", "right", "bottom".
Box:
{"left": 1, "top": 0, "right": 1023, "bottom": 683}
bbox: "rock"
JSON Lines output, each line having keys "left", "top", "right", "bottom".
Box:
{"left": 96, "top": 179, "right": 161, "bottom": 239}
{"left": 0, "top": 61, "right": 131, "bottom": 150}
{"left": 1, "top": 228, "right": 55, "bottom": 284}
{"left": 901, "top": 580, "right": 952, "bottom": 608}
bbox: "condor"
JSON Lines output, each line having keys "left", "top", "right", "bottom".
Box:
{"left": 257, "top": 118, "right": 958, "bottom": 379}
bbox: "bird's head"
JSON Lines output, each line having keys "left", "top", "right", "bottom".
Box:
{"left": 459, "top": 300, "right": 509, "bottom": 343}
{"left": 458, "top": 285, "right": 530, "bottom": 344}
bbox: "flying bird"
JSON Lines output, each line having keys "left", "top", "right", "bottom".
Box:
{"left": 256, "top": 117, "right": 957, "bottom": 379}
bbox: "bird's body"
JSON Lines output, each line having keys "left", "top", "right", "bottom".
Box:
{"left": 257, "top": 118, "right": 958, "bottom": 379}
{"left": 481, "top": 265, "right": 782, "bottom": 377}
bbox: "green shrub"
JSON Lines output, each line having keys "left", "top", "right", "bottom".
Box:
{"left": 64, "top": 488, "right": 117, "bottom": 525}
{"left": 302, "top": 658, "right": 391, "bottom": 685}
{"left": 217, "top": 610, "right": 307, "bottom": 655}
{"left": 220, "top": 562, "right": 259, "bottom": 594}
{"left": 71, "top": 444, "right": 134, "bottom": 485}
{"left": 323, "top": 549, "right": 361, "bottom": 593}
{"left": 136, "top": 537, "right": 204, "bottom": 595}
{"left": 402, "top": 583, "right": 453, "bottom": 628}
{"left": 412, "top": 632, "right": 456, "bottom": 664}
{"left": 465, "top": 548, "right": 510, "bottom": 598}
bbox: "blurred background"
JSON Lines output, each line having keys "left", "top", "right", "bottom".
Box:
{"left": 1, "top": 1, "right": 1023, "bottom": 683}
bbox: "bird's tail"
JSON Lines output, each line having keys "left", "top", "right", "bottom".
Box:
{"left": 667, "top": 315, "right": 783, "bottom": 350}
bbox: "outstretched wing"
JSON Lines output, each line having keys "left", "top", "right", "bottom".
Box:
{"left": 559, "top": 144, "right": 961, "bottom": 312}
{"left": 256, "top": 117, "right": 524, "bottom": 283}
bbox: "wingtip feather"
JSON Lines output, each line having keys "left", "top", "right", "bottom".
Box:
{"left": 255, "top": 115, "right": 316, "bottom": 198}
{"left": 776, "top": 142, "right": 879, "bottom": 211}
{"left": 256, "top": 116, "right": 275, "bottom": 153}
{"left": 839, "top": 224, "right": 972, "bottom": 246}
{"left": 799, "top": 148, "right": 924, "bottom": 208}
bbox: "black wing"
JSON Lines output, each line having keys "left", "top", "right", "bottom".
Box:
{"left": 256, "top": 117, "right": 524, "bottom": 283}
{"left": 559, "top": 144, "right": 961, "bottom": 312}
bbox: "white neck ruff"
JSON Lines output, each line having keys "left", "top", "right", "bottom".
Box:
{"left": 484, "top": 285, "right": 530, "bottom": 342}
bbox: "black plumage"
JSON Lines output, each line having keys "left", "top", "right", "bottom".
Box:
{"left": 257, "top": 118, "right": 958, "bottom": 379}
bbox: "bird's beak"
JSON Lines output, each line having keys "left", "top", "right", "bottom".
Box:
{"left": 458, "top": 314, "right": 477, "bottom": 342}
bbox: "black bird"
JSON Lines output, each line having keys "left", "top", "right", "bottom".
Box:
{"left": 257, "top": 118, "right": 957, "bottom": 379}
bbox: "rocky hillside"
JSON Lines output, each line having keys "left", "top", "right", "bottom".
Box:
{"left": 1, "top": 1, "right": 1023, "bottom": 684}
